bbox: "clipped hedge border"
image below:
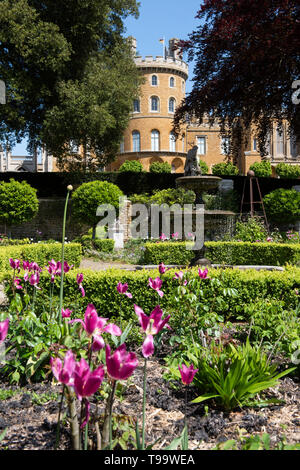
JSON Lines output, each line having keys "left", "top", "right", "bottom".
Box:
{"left": 0, "top": 242, "right": 82, "bottom": 270}
{"left": 143, "top": 241, "right": 300, "bottom": 266}
{"left": 80, "top": 237, "right": 115, "bottom": 252}
{"left": 6, "top": 266, "right": 299, "bottom": 323}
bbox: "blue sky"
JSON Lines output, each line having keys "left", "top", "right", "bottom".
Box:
{"left": 14, "top": 0, "right": 202, "bottom": 155}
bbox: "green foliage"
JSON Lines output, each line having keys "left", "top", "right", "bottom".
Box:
{"left": 143, "top": 240, "right": 300, "bottom": 266}
{"left": 202, "top": 189, "right": 239, "bottom": 212}
{"left": 263, "top": 188, "right": 300, "bottom": 223}
{"left": 79, "top": 235, "right": 115, "bottom": 253}
{"left": 0, "top": 242, "right": 81, "bottom": 271}
{"left": 249, "top": 161, "right": 272, "bottom": 177}
{"left": 275, "top": 163, "right": 300, "bottom": 179}
{"left": 212, "top": 162, "right": 239, "bottom": 176}
{"left": 149, "top": 188, "right": 195, "bottom": 206}
{"left": 214, "top": 432, "right": 300, "bottom": 450}
{"left": 10, "top": 266, "right": 299, "bottom": 325}
{"left": 71, "top": 180, "right": 124, "bottom": 230}
{"left": 119, "top": 160, "right": 144, "bottom": 173}
{"left": 0, "top": 179, "right": 39, "bottom": 227}
{"left": 167, "top": 339, "right": 295, "bottom": 410}
{"left": 0, "top": 0, "right": 140, "bottom": 162}
{"left": 199, "top": 160, "right": 209, "bottom": 175}
{"left": 149, "top": 162, "right": 172, "bottom": 174}
{"left": 0, "top": 237, "right": 31, "bottom": 246}
{"left": 234, "top": 216, "right": 268, "bottom": 242}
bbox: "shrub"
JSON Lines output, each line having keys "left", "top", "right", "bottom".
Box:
{"left": 150, "top": 188, "right": 195, "bottom": 206}
{"left": 199, "top": 160, "right": 209, "bottom": 175}
{"left": 71, "top": 180, "right": 123, "bottom": 237}
{"left": 80, "top": 235, "right": 115, "bottom": 252}
{"left": 263, "top": 188, "right": 300, "bottom": 223}
{"left": 0, "top": 179, "right": 39, "bottom": 229}
{"left": 275, "top": 163, "right": 300, "bottom": 179}
{"left": 0, "top": 242, "right": 82, "bottom": 271}
{"left": 119, "top": 160, "right": 143, "bottom": 172}
{"left": 234, "top": 216, "right": 268, "bottom": 242}
{"left": 143, "top": 240, "right": 300, "bottom": 266}
{"left": 212, "top": 162, "right": 239, "bottom": 176}
{"left": 249, "top": 161, "right": 272, "bottom": 177}
{"left": 149, "top": 162, "right": 172, "bottom": 173}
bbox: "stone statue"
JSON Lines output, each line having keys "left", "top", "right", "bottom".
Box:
{"left": 184, "top": 145, "right": 201, "bottom": 176}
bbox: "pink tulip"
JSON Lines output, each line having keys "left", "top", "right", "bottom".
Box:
{"left": 174, "top": 271, "right": 187, "bottom": 285}
{"left": 61, "top": 308, "right": 72, "bottom": 319}
{"left": 0, "top": 318, "right": 9, "bottom": 343}
{"left": 14, "top": 278, "right": 23, "bottom": 290}
{"left": 50, "top": 350, "right": 76, "bottom": 386}
{"left": 134, "top": 304, "right": 171, "bottom": 358}
{"left": 117, "top": 282, "right": 133, "bottom": 299}
{"left": 159, "top": 233, "right": 167, "bottom": 241}
{"left": 172, "top": 232, "right": 179, "bottom": 240}
{"left": 158, "top": 263, "right": 166, "bottom": 275}
{"left": 178, "top": 364, "right": 199, "bottom": 385}
{"left": 73, "top": 358, "right": 105, "bottom": 400}
{"left": 9, "top": 258, "right": 20, "bottom": 272}
{"left": 106, "top": 344, "right": 138, "bottom": 381}
{"left": 198, "top": 267, "right": 208, "bottom": 279}
{"left": 148, "top": 277, "right": 164, "bottom": 297}
{"left": 29, "top": 272, "right": 41, "bottom": 289}
{"left": 76, "top": 273, "right": 85, "bottom": 297}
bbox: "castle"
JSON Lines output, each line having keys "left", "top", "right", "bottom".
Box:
{"left": 107, "top": 38, "right": 300, "bottom": 175}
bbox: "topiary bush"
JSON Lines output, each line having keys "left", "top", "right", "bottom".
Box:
{"left": 212, "top": 162, "right": 239, "bottom": 176}
{"left": 149, "top": 162, "right": 172, "bottom": 173}
{"left": 249, "top": 161, "right": 272, "bottom": 177}
{"left": 263, "top": 188, "right": 300, "bottom": 223}
{"left": 199, "top": 160, "right": 209, "bottom": 175}
{"left": 0, "top": 179, "right": 39, "bottom": 231}
{"left": 233, "top": 216, "right": 268, "bottom": 242}
{"left": 71, "top": 180, "right": 123, "bottom": 238}
{"left": 275, "top": 163, "right": 300, "bottom": 179}
{"left": 119, "top": 160, "right": 143, "bottom": 173}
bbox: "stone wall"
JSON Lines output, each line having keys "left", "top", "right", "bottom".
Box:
{"left": 0, "top": 198, "right": 89, "bottom": 241}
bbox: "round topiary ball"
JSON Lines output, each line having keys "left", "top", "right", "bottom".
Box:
{"left": 0, "top": 178, "right": 39, "bottom": 228}
{"left": 119, "top": 160, "right": 143, "bottom": 172}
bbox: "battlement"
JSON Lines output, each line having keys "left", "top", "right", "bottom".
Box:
{"left": 134, "top": 55, "right": 189, "bottom": 78}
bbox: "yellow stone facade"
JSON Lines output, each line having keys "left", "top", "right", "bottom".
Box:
{"left": 107, "top": 38, "right": 300, "bottom": 175}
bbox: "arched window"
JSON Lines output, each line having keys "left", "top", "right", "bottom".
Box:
{"left": 132, "top": 131, "right": 140, "bottom": 152}
{"left": 169, "top": 77, "right": 175, "bottom": 88}
{"left": 169, "top": 132, "right": 176, "bottom": 152}
{"left": 168, "top": 97, "right": 176, "bottom": 113}
{"left": 151, "top": 75, "right": 158, "bottom": 86}
{"left": 133, "top": 99, "right": 140, "bottom": 113}
{"left": 151, "top": 130, "right": 160, "bottom": 151}
{"left": 151, "top": 96, "right": 159, "bottom": 112}
{"left": 276, "top": 127, "right": 284, "bottom": 155}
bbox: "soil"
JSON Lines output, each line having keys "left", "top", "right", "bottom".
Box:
{"left": 0, "top": 353, "right": 299, "bottom": 451}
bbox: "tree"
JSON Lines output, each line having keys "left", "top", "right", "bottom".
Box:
{"left": 119, "top": 160, "right": 144, "bottom": 172}
{"left": 174, "top": 0, "right": 300, "bottom": 161}
{"left": 0, "top": 0, "right": 141, "bottom": 168}
{"left": 71, "top": 181, "right": 124, "bottom": 238}
{"left": 0, "top": 179, "right": 39, "bottom": 233}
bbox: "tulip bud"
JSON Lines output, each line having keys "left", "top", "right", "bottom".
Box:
{"left": 67, "top": 185, "right": 73, "bottom": 191}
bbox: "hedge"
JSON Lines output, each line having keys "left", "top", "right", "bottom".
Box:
{"left": 0, "top": 242, "right": 82, "bottom": 271}
{"left": 142, "top": 241, "right": 300, "bottom": 266}
{"left": 80, "top": 236, "right": 115, "bottom": 252}
{"left": 6, "top": 266, "right": 299, "bottom": 323}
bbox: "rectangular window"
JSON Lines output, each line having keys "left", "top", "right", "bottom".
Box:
{"left": 253, "top": 138, "right": 257, "bottom": 151}
{"left": 120, "top": 138, "right": 124, "bottom": 153}
{"left": 276, "top": 127, "right": 284, "bottom": 155}
{"left": 196, "top": 136, "right": 206, "bottom": 155}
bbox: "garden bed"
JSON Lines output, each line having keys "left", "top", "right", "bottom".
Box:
{"left": 0, "top": 353, "right": 299, "bottom": 451}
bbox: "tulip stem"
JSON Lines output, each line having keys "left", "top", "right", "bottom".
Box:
{"left": 55, "top": 384, "right": 65, "bottom": 449}
{"left": 59, "top": 188, "right": 71, "bottom": 319}
{"left": 66, "top": 386, "right": 81, "bottom": 450}
{"left": 142, "top": 357, "right": 148, "bottom": 450}
{"left": 102, "top": 379, "right": 116, "bottom": 450}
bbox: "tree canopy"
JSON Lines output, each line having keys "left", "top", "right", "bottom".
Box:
{"left": 0, "top": 0, "right": 141, "bottom": 169}
{"left": 174, "top": 0, "right": 300, "bottom": 158}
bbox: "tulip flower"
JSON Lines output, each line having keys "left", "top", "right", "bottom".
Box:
{"left": 29, "top": 272, "right": 41, "bottom": 289}
{"left": 171, "top": 232, "right": 179, "bottom": 240}
{"left": 178, "top": 364, "right": 199, "bottom": 386}
{"left": 9, "top": 258, "right": 20, "bottom": 272}
{"left": 106, "top": 344, "right": 138, "bottom": 381}
{"left": 50, "top": 350, "right": 76, "bottom": 387}
{"left": 0, "top": 318, "right": 9, "bottom": 343}
{"left": 73, "top": 358, "right": 105, "bottom": 400}
{"left": 148, "top": 277, "right": 164, "bottom": 297}
{"left": 61, "top": 308, "right": 72, "bottom": 319}
{"left": 159, "top": 233, "right": 167, "bottom": 241}
{"left": 158, "top": 263, "right": 166, "bottom": 275}
{"left": 134, "top": 304, "right": 171, "bottom": 358}
{"left": 69, "top": 304, "right": 122, "bottom": 351}
{"left": 14, "top": 278, "right": 23, "bottom": 290}
{"left": 198, "top": 267, "right": 208, "bottom": 279}
{"left": 76, "top": 273, "right": 85, "bottom": 297}
{"left": 116, "top": 282, "right": 132, "bottom": 299}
